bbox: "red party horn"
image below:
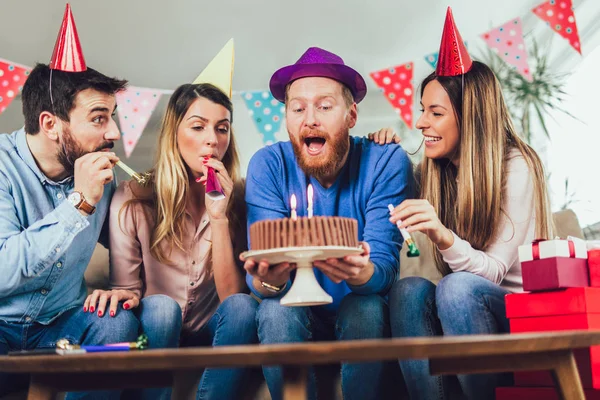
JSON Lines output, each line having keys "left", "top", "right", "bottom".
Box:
{"left": 205, "top": 167, "right": 225, "bottom": 200}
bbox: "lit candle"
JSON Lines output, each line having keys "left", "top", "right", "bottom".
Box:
{"left": 290, "top": 194, "right": 298, "bottom": 221}
{"left": 307, "top": 184, "right": 314, "bottom": 218}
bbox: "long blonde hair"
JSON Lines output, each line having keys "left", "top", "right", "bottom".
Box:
{"left": 121, "top": 83, "right": 245, "bottom": 265}
{"left": 419, "top": 61, "right": 553, "bottom": 276}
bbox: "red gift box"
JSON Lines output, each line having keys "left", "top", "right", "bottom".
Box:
{"left": 589, "top": 250, "right": 600, "bottom": 287}
{"left": 506, "top": 288, "right": 600, "bottom": 319}
{"left": 519, "top": 239, "right": 589, "bottom": 291}
{"left": 507, "top": 289, "right": 600, "bottom": 388}
{"left": 496, "top": 386, "right": 600, "bottom": 400}
{"left": 511, "top": 314, "right": 600, "bottom": 387}
{"left": 522, "top": 257, "right": 589, "bottom": 291}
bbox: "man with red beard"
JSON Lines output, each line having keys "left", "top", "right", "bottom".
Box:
{"left": 244, "top": 47, "right": 415, "bottom": 400}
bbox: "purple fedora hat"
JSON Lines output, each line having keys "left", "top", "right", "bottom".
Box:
{"left": 269, "top": 47, "right": 367, "bottom": 104}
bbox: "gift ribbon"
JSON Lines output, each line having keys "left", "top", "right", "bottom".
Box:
{"left": 531, "top": 238, "right": 575, "bottom": 260}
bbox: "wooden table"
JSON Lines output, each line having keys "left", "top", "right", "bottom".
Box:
{"left": 1, "top": 330, "right": 598, "bottom": 400}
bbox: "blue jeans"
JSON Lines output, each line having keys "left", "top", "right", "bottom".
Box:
{"left": 136, "top": 293, "right": 259, "bottom": 400}
{"left": 389, "top": 273, "right": 512, "bottom": 400}
{"left": 0, "top": 305, "right": 139, "bottom": 399}
{"left": 257, "top": 293, "right": 398, "bottom": 400}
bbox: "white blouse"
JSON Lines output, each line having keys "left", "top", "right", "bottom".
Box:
{"left": 438, "top": 149, "right": 537, "bottom": 292}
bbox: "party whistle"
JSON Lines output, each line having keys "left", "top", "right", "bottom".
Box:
{"left": 56, "top": 333, "right": 149, "bottom": 353}
{"left": 116, "top": 161, "right": 151, "bottom": 186}
{"left": 205, "top": 167, "right": 225, "bottom": 200}
{"left": 388, "top": 204, "right": 420, "bottom": 257}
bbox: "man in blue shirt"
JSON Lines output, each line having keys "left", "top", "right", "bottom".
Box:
{"left": 0, "top": 61, "right": 139, "bottom": 397}
{"left": 244, "top": 47, "right": 415, "bottom": 400}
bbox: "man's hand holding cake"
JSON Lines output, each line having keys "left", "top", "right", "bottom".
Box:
{"left": 314, "top": 241, "right": 374, "bottom": 285}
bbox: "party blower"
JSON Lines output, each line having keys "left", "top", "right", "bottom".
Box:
{"left": 388, "top": 204, "right": 420, "bottom": 257}
{"left": 204, "top": 167, "right": 225, "bottom": 200}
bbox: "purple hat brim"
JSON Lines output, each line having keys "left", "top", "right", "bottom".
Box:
{"left": 270, "top": 63, "right": 367, "bottom": 104}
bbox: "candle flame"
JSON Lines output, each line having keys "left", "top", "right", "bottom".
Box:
{"left": 291, "top": 194, "right": 297, "bottom": 210}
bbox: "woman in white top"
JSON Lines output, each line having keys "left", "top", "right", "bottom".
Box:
{"left": 372, "top": 60, "right": 553, "bottom": 399}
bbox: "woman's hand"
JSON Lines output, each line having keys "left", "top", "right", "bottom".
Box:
{"left": 83, "top": 289, "right": 140, "bottom": 317}
{"left": 389, "top": 199, "right": 454, "bottom": 250}
{"left": 367, "top": 128, "right": 401, "bottom": 145}
{"left": 197, "top": 157, "right": 234, "bottom": 221}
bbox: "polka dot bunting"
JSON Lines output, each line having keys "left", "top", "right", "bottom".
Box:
{"left": 532, "top": 0, "right": 581, "bottom": 54}
{"left": 116, "top": 87, "right": 162, "bottom": 158}
{"left": 424, "top": 52, "right": 439, "bottom": 70}
{"left": 369, "top": 62, "right": 414, "bottom": 129}
{"left": 241, "top": 91, "right": 284, "bottom": 145}
{"left": 0, "top": 59, "right": 31, "bottom": 115}
{"left": 480, "top": 17, "right": 532, "bottom": 81}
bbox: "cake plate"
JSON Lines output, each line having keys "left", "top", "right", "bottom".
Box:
{"left": 240, "top": 246, "right": 363, "bottom": 307}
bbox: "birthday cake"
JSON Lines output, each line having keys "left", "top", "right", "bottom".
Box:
{"left": 250, "top": 217, "right": 359, "bottom": 250}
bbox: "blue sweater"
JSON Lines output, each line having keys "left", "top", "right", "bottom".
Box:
{"left": 245, "top": 136, "right": 415, "bottom": 314}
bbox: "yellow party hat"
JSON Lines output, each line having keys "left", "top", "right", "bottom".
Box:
{"left": 193, "top": 39, "right": 234, "bottom": 98}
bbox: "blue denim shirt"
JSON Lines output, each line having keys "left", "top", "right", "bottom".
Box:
{"left": 0, "top": 128, "right": 114, "bottom": 325}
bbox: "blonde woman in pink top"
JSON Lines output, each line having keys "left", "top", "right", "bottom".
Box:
{"left": 84, "top": 83, "right": 258, "bottom": 400}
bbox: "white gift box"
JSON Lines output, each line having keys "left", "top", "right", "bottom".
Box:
{"left": 518, "top": 238, "right": 588, "bottom": 263}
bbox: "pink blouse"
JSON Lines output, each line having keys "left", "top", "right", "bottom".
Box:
{"left": 109, "top": 180, "right": 221, "bottom": 335}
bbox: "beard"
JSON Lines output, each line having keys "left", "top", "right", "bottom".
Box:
{"left": 290, "top": 123, "right": 350, "bottom": 181}
{"left": 57, "top": 126, "right": 114, "bottom": 176}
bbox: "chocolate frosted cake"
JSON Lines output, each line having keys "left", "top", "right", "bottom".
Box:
{"left": 250, "top": 216, "right": 359, "bottom": 250}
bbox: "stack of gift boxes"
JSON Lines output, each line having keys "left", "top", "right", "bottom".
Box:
{"left": 496, "top": 238, "right": 600, "bottom": 399}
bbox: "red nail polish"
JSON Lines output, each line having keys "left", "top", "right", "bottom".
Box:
{"left": 195, "top": 177, "right": 202, "bottom": 183}
{"left": 202, "top": 160, "right": 208, "bottom": 164}
{"left": 98, "top": 311, "right": 103, "bottom": 317}
{"left": 110, "top": 311, "right": 115, "bottom": 317}
{"left": 123, "top": 303, "right": 130, "bottom": 310}
{"left": 90, "top": 306, "right": 95, "bottom": 313}
{"left": 83, "top": 307, "right": 87, "bottom": 312}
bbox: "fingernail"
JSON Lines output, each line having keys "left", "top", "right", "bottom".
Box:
{"left": 110, "top": 311, "right": 115, "bottom": 317}
{"left": 98, "top": 311, "right": 103, "bottom": 317}
{"left": 83, "top": 307, "right": 87, "bottom": 312}
{"left": 195, "top": 177, "right": 202, "bottom": 183}
{"left": 202, "top": 160, "right": 208, "bottom": 164}
{"left": 90, "top": 306, "right": 95, "bottom": 313}
{"left": 123, "top": 303, "right": 130, "bottom": 310}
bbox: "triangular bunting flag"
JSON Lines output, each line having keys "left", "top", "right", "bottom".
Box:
{"left": 0, "top": 59, "right": 31, "bottom": 115}
{"left": 424, "top": 52, "right": 439, "bottom": 69}
{"left": 241, "top": 90, "right": 284, "bottom": 145}
{"left": 370, "top": 63, "right": 414, "bottom": 129}
{"left": 481, "top": 18, "right": 533, "bottom": 81}
{"left": 532, "top": 0, "right": 581, "bottom": 54}
{"left": 116, "top": 87, "right": 162, "bottom": 158}
{"left": 193, "top": 39, "right": 234, "bottom": 98}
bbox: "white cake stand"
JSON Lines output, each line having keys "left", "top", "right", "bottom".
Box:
{"left": 241, "top": 246, "right": 363, "bottom": 307}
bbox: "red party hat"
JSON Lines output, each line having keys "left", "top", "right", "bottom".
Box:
{"left": 50, "top": 4, "right": 87, "bottom": 72}
{"left": 436, "top": 7, "right": 472, "bottom": 76}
